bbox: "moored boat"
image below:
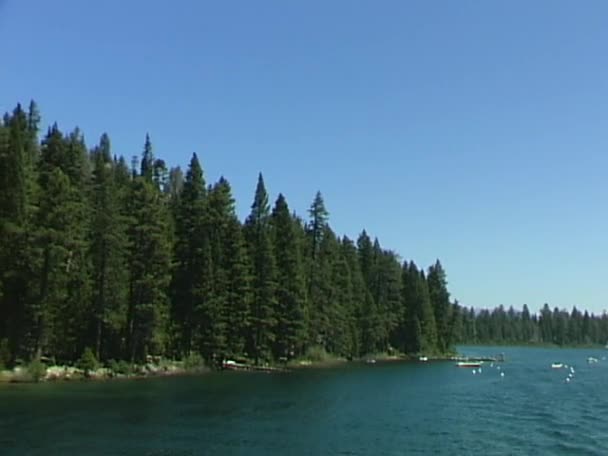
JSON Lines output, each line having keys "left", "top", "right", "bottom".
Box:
{"left": 456, "top": 361, "right": 482, "bottom": 368}
{"left": 551, "top": 363, "right": 563, "bottom": 369}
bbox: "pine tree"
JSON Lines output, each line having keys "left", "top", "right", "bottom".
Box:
{"left": 427, "top": 260, "right": 452, "bottom": 353}
{"left": 140, "top": 133, "right": 154, "bottom": 181}
{"left": 31, "top": 126, "right": 92, "bottom": 361}
{"left": 0, "top": 105, "right": 38, "bottom": 361}
{"left": 356, "top": 231, "right": 384, "bottom": 354}
{"left": 371, "top": 245, "right": 402, "bottom": 353}
{"left": 307, "top": 191, "right": 329, "bottom": 263}
{"left": 170, "top": 153, "right": 209, "bottom": 357}
{"left": 306, "top": 192, "right": 330, "bottom": 342}
{"left": 328, "top": 252, "right": 356, "bottom": 357}
{"left": 400, "top": 262, "right": 438, "bottom": 354}
{"left": 52, "top": 130, "right": 92, "bottom": 361}
{"left": 271, "top": 194, "right": 306, "bottom": 360}
{"left": 357, "top": 230, "right": 374, "bottom": 287}
{"left": 307, "top": 226, "right": 341, "bottom": 351}
{"left": 400, "top": 261, "right": 421, "bottom": 353}
{"left": 89, "top": 134, "right": 129, "bottom": 360}
{"left": 222, "top": 216, "right": 252, "bottom": 358}
{"left": 539, "top": 303, "right": 553, "bottom": 343}
{"left": 244, "top": 173, "right": 277, "bottom": 363}
{"left": 126, "top": 138, "right": 172, "bottom": 362}
{"left": 202, "top": 177, "right": 250, "bottom": 361}
{"left": 417, "top": 269, "right": 438, "bottom": 353}
{"left": 339, "top": 236, "right": 365, "bottom": 357}
{"left": 521, "top": 304, "right": 533, "bottom": 342}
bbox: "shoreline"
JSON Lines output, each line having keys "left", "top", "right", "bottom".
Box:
{"left": 0, "top": 362, "right": 208, "bottom": 385}
{"left": 0, "top": 350, "right": 482, "bottom": 384}
{"left": 457, "top": 342, "right": 607, "bottom": 350}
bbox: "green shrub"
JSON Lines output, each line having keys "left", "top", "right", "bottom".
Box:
{"left": 183, "top": 352, "right": 205, "bottom": 370}
{"left": 27, "top": 358, "right": 46, "bottom": 382}
{"left": 107, "top": 359, "right": 133, "bottom": 375}
{"left": 304, "top": 345, "right": 331, "bottom": 363}
{"left": 117, "top": 360, "right": 133, "bottom": 375}
{"left": 77, "top": 347, "right": 99, "bottom": 374}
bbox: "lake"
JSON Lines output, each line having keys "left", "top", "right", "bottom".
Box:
{"left": 1, "top": 346, "right": 607, "bottom": 455}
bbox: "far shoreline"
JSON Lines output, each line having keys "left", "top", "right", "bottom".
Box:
{"left": 5, "top": 343, "right": 602, "bottom": 385}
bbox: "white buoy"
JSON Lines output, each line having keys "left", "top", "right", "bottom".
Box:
{"left": 566, "top": 377, "right": 571, "bottom": 383}
{"left": 500, "top": 372, "right": 505, "bottom": 377}
{"left": 472, "top": 369, "right": 476, "bottom": 375}
{"left": 570, "top": 367, "right": 575, "bottom": 373}
{"left": 497, "top": 366, "right": 501, "bottom": 370}
{"left": 478, "top": 368, "right": 482, "bottom": 374}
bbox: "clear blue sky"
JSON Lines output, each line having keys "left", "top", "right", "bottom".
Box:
{"left": 2, "top": 1, "right": 607, "bottom": 314}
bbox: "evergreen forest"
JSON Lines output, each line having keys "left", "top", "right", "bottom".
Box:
{"left": 1, "top": 102, "right": 607, "bottom": 368}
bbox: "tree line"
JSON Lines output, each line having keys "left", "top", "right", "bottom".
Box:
{"left": 1, "top": 102, "right": 606, "bottom": 368}
{"left": 454, "top": 303, "right": 608, "bottom": 347}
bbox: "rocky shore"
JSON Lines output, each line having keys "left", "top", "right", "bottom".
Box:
{"left": 0, "top": 361, "right": 198, "bottom": 383}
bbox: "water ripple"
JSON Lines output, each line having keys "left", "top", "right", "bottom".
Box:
{"left": 2, "top": 346, "right": 608, "bottom": 455}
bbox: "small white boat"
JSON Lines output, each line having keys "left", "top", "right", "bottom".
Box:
{"left": 419, "top": 356, "right": 428, "bottom": 362}
{"left": 587, "top": 357, "right": 599, "bottom": 364}
{"left": 551, "top": 363, "right": 563, "bottom": 369}
{"left": 457, "top": 361, "right": 482, "bottom": 368}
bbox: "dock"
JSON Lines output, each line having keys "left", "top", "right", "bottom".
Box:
{"left": 451, "top": 353, "right": 505, "bottom": 363}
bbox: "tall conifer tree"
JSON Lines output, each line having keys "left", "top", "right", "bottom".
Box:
{"left": 271, "top": 194, "right": 306, "bottom": 359}
{"left": 244, "top": 173, "right": 277, "bottom": 363}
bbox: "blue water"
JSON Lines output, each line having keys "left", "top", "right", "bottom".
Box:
{"left": 1, "top": 346, "right": 607, "bottom": 455}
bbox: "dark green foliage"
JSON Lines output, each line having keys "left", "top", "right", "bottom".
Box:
{"left": 0, "top": 104, "right": 39, "bottom": 362}
{"left": 307, "top": 190, "right": 329, "bottom": 264}
{"left": 339, "top": 237, "right": 365, "bottom": 357}
{"left": 4, "top": 101, "right": 604, "bottom": 370}
{"left": 308, "top": 226, "right": 341, "bottom": 351}
{"left": 140, "top": 133, "right": 154, "bottom": 181}
{"left": 108, "top": 359, "right": 133, "bottom": 375}
{"left": 89, "top": 134, "right": 129, "bottom": 361}
{"left": 0, "top": 338, "right": 10, "bottom": 369}
{"left": 125, "top": 137, "right": 172, "bottom": 362}
{"left": 26, "top": 358, "right": 46, "bottom": 382}
{"left": 170, "top": 153, "right": 209, "bottom": 357}
{"left": 372, "top": 246, "right": 402, "bottom": 353}
{"left": 77, "top": 347, "right": 99, "bottom": 373}
{"left": 31, "top": 126, "right": 92, "bottom": 362}
{"left": 303, "top": 345, "right": 332, "bottom": 363}
{"left": 457, "top": 303, "right": 608, "bottom": 347}
{"left": 399, "top": 262, "right": 438, "bottom": 354}
{"left": 400, "top": 262, "right": 421, "bottom": 353}
{"left": 222, "top": 216, "right": 252, "bottom": 358}
{"left": 271, "top": 194, "right": 306, "bottom": 359}
{"left": 427, "top": 260, "right": 452, "bottom": 353}
{"left": 244, "top": 173, "right": 277, "bottom": 363}
{"left": 183, "top": 352, "right": 205, "bottom": 370}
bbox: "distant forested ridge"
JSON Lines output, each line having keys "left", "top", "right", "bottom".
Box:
{"left": 0, "top": 103, "right": 606, "bottom": 368}
{"left": 454, "top": 303, "right": 608, "bottom": 347}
